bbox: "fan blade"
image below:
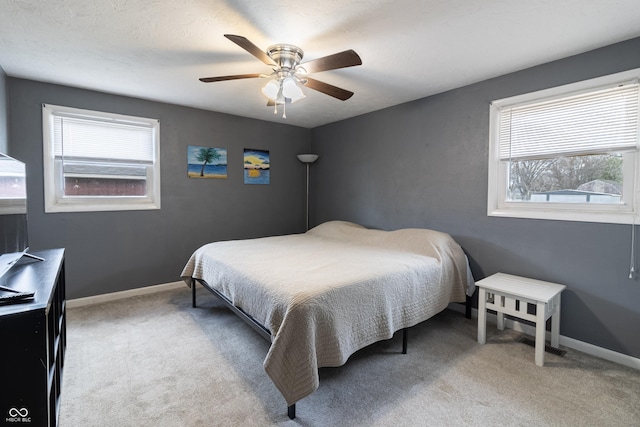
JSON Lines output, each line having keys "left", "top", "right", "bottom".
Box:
{"left": 224, "top": 34, "right": 276, "bottom": 66}
{"left": 300, "top": 50, "right": 362, "bottom": 74}
{"left": 199, "top": 74, "right": 263, "bottom": 83}
{"left": 304, "top": 77, "right": 354, "bottom": 101}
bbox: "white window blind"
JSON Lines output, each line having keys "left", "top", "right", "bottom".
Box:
{"left": 52, "top": 114, "right": 155, "bottom": 164}
{"left": 498, "top": 81, "right": 640, "bottom": 161}
{"left": 42, "top": 104, "right": 161, "bottom": 212}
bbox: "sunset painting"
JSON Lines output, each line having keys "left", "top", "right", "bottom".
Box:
{"left": 243, "top": 149, "right": 270, "bottom": 184}
{"left": 187, "top": 146, "right": 227, "bottom": 179}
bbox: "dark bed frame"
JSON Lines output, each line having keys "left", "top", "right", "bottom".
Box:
{"left": 191, "top": 277, "right": 473, "bottom": 419}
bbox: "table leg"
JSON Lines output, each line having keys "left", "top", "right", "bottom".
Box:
{"left": 496, "top": 298, "right": 505, "bottom": 331}
{"left": 535, "top": 301, "right": 546, "bottom": 366}
{"left": 551, "top": 294, "right": 561, "bottom": 348}
{"left": 477, "top": 287, "right": 487, "bottom": 344}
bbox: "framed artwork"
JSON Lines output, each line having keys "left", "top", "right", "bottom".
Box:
{"left": 244, "top": 149, "right": 270, "bottom": 184}
{"left": 188, "top": 146, "right": 227, "bottom": 179}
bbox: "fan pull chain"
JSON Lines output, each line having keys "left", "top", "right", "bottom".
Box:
{"left": 271, "top": 103, "right": 287, "bottom": 119}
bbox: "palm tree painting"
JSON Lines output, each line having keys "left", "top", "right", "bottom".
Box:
{"left": 187, "top": 146, "right": 227, "bottom": 179}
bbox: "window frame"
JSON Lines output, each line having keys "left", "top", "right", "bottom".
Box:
{"left": 488, "top": 69, "right": 640, "bottom": 225}
{"left": 42, "top": 104, "right": 161, "bottom": 213}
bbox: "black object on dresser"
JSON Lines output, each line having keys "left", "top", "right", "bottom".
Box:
{"left": 0, "top": 249, "right": 66, "bottom": 427}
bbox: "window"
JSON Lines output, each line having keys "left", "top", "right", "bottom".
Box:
{"left": 42, "top": 104, "right": 160, "bottom": 212}
{"left": 488, "top": 69, "right": 640, "bottom": 224}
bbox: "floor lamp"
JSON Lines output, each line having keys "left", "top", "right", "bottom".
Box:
{"left": 297, "top": 154, "right": 318, "bottom": 231}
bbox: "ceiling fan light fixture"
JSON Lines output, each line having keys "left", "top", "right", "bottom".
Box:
{"left": 200, "top": 35, "right": 362, "bottom": 118}
{"left": 282, "top": 77, "right": 305, "bottom": 103}
{"left": 261, "top": 79, "right": 281, "bottom": 100}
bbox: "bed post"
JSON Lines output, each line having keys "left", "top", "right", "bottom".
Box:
{"left": 402, "top": 328, "right": 408, "bottom": 354}
{"left": 465, "top": 295, "right": 472, "bottom": 319}
{"left": 288, "top": 404, "right": 296, "bottom": 419}
{"left": 191, "top": 278, "right": 197, "bottom": 307}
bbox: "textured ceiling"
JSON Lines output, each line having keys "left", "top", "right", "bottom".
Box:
{"left": 2, "top": 0, "right": 640, "bottom": 128}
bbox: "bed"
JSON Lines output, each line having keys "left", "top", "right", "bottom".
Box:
{"left": 180, "top": 220, "right": 473, "bottom": 418}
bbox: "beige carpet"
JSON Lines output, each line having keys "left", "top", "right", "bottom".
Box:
{"left": 59, "top": 287, "right": 640, "bottom": 426}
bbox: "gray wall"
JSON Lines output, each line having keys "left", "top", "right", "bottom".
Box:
{"left": 310, "top": 37, "right": 640, "bottom": 359}
{"left": 8, "top": 78, "right": 311, "bottom": 299}
{"left": 0, "top": 66, "right": 7, "bottom": 154}
{"left": 5, "top": 38, "right": 639, "bottom": 359}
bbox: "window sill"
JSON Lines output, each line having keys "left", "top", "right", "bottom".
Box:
{"left": 45, "top": 198, "right": 160, "bottom": 213}
{"left": 488, "top": 205, "right": 635, "bottom": 225}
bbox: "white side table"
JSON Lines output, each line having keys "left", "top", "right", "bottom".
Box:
{"left": 476, "top": 273, "right": 566, "bottom": 366}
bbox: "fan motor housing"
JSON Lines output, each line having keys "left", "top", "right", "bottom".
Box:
{"left": 267, "top": 44, "right": 304, "bottom": 70}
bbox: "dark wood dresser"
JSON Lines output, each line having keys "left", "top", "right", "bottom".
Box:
{"left": 0, "top": 249, "right": 66, "bottom": 426}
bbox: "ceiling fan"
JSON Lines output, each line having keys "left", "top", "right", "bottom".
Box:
{"left": 199, "top": 34, "right": 362, "bottom": 117}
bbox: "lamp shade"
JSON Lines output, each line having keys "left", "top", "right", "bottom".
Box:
{"left": 261, "top": 79, "right": 281, "bottom": 100}
{"left": 282, "top": 77, "right": 305, "bottom": 103}
{"left": 297, "top": 154, "right": 318, "bottom": 163}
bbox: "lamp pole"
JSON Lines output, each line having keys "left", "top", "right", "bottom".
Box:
{"left": 297, "top": 154, "right": 319, "bottom": 231}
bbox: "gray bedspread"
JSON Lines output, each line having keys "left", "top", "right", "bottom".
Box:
{"left": 181, "top": 221, "right": 468, "bottom": 405}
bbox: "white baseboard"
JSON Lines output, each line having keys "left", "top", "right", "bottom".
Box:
{"left": 448, "top": 302, "right": 640, "bottom": 371}
{"left": 67, "top": 281, "right": 185, "bottom": 309}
